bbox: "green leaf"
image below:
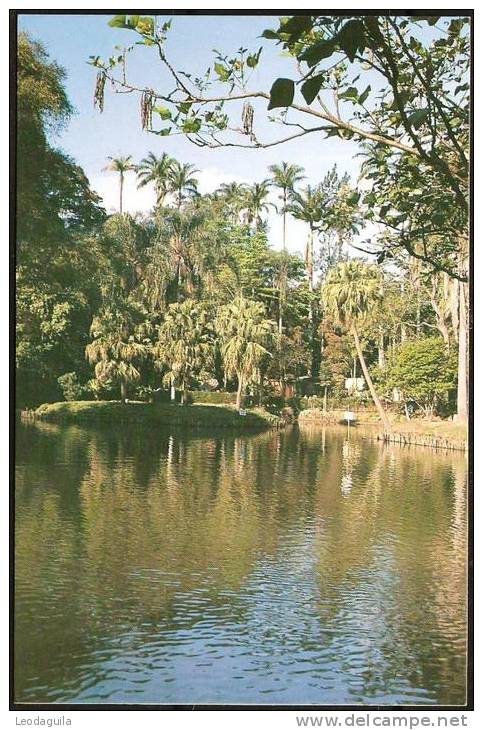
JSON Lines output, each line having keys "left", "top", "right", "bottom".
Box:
{"left": 214, "top": 62, "right": 230, "bottom": 81}
{"left": 279, "top": 15, "right": 313, "bottom": 41}
{"left": 261, "top": 29, "right": 279, "bottom": 40}
{"left": 336, "top": 20, "right": 365, "bottom": 63}
{"left": 407, "top": 108, "right": 429, "bottom": 129}
{"left": 339, "top": 86, "right": 359, "bottom": 100}
{"left": 246, "top": 47, "right": 262, "bottom": 68}
{"left": 358, "top": 84, "right": 371, "bottom": 105}
{"left": 154, "top": 106, "right": 172, "bottom": 120}
{"left": 108, "top": 15, "right": 127, "bottom": 28}
{"left": 301, "top": 74, "right": 324, "bottom": 105}
{"left": 177, "top": 102, "right": 193, "bottom": 115}
{"left": 182, "top": 118, "right": 202, "bottom": 134}
{"left": 135, "top": 17, "right": 154, "bottom": 34}
{"left": 267, "top": 78, "right": 295, "bottom": 110}
{"left": 300, "top": 40, "right": 335, "bottom": 66}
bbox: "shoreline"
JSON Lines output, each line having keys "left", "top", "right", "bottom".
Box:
{"left": 21, "top": 400, "right": 286, "bottom": 433}
{"left": 22, "top": 401, "right": 468, "bottom": 451}
{"left": 298, "top": 408, "right": 468, "bottom": 452}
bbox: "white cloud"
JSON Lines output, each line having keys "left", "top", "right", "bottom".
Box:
{"left": 196, "top": 167, "right": 247, "bottom": 195}
{"left": 88, "top": 171, "right": 155, "bottom": 215}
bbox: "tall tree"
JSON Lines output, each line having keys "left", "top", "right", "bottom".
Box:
{"left": 103, "top": 155, "right": 134, "bottom": 213}
{"left": 167, "top": 161, "right": 199, "bottom": 209}
{"left": 16, "top": 33, "right": 106, "bottom": 406}
{"left": 267, "top": 163, "right": 305, "bottom": 346}
{"left": 154, "top": 300, "right": 213, "bottom": 404}
{"left": 242, "top": 181, "right": 274, "bottom": 229}
{"left": 216, "top": 297, "right": 274, "bottom": 410}
{"left": 286, "top": 185, "right": 323, "bottom": 293}
{"left": 136, "top": 151, "right": 174, "bottom": 207}
{"left": 85, "top": 303, "right": 147, "bottom": 401}
{"left": 322, "top": 260, "right": 391, "bottom": 432}
{"left": 216, "top": 181, "right": 248, "bottom": 225}
{"left": 268, "top": 162, "right": 305, "bottom": 250}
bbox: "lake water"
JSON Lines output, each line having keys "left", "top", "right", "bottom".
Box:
{"left": 14, "top": 421, "right": 468, "bottom": 705}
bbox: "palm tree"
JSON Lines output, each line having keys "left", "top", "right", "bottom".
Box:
{"left": 242, "top": 181, "right": 275, "bottom": 229}
{"left": 269, "top": 162, "right": 305, "bottom": 250}
{"left": 85, "top": 306, "right": 147, "bottom": 401}
{"left": 216, "top": 296, "right": 274, "bottom": 410}
{"left": 102, "top": 155, "right": 135, "bottom": 214}
{"left": 154, "top": 300, "right": 213, "bottom": 405}
{"left": 167, "top": 161, "right": 199, "bottom": 209}
{"left": 136, "top": 152, "right": 174, "bottom": 207}
{"left": 270, "top": 250, "right": 292, "bottom": 336}
{"left": 267, "top": 163, "right": 305, "bottom": 340}
{"left": 216, "top": 181, "right": 247, "bottom": 225}
{"left": 159, "top": 208, "right": 208, "bottom": 300}
{"left": 286, "top": 185, "right": 323, "bottom": 294}
{"left": 322, "top": 260, "right": 391, "bottom": 432}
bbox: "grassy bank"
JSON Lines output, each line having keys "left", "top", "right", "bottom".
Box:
{"left": 298, "top": 408, "right": 468, "bottom": 450}
{"left": 26, "top": 400, "right": 284, "bottom": 432}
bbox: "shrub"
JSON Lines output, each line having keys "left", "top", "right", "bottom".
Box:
{"left": 187, "top": 391, "right": 237, "bottom": 405}
{"left": 57, "top": 372, "right": 86, "bottom": 402}
{"left": 388, "top": 336, "right": 457, "bottom": 418}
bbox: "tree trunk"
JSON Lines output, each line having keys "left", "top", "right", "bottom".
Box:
{"left": 404, "top": 401, "right": 411, "bottom": 422}
{"left": 450, "top": 277, "right": 459, "bottom": 339}
{"left": 236, "top": 375, "right": 244, "bottom": 411}
{"left": 170, "top": 378, "right": 176, "bottom": 402}
{"left": 378, "top": 332, "right": 386, "bottom": 368}
{"left": 120, "top": 381, "right": 127, "bottom": 403}
{"left": 456, "top": 280, "right": 468, "bottom": 422}
{"left": 413, "top": 258, "right": 421, "bottom": 336}
{"left": 180, "top": 382, "right": 186, "bottom": 405}
{"left": 306, "top": 224, "right": 318, "bottom": 376}
{"left": 351, "top": 326, "right": 391, "bottom": 432}
{"left": 429, "top": 276, "right": 450, "bottom": 347}
{"left": 278, "top": 288, "right": 283, "bottom": 336}
{"left": 119, "top": 173, "right": 124, "bottom": 214}
{"left": 306, "top": 225, "right": 314, "bottom": 293}
{"left": 282, "top": 192, "right": 287, "bottom": 251}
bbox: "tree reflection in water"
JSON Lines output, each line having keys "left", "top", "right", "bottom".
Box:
{"left": 15, "top": 422, "right": 467, "bottom": 705}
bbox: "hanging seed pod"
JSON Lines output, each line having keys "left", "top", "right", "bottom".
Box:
{"left": 93, "top": 70, "right": 106, "bottom": 113}
{"left": 141, "top": 90, "right": 154, "bottom": 131}
{"left": 242, "top": 101, "right": 255, "bottom": 141}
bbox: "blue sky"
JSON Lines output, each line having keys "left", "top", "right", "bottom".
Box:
{"left": 19, "top": 13, "right": 369, "bottom": 254}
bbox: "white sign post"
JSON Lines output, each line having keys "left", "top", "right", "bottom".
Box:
{"left": 344, "top": 411, "right": 354, "bottom": 437}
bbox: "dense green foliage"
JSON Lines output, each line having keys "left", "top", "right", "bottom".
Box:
{"left": 16, "top": 33, "right": 106, "bottom": 406}
{"left": 16, "top": 23, "right": 468, "bottom": 425}
{"left": 387, "top": 337, "right": 457, "bottom": 417}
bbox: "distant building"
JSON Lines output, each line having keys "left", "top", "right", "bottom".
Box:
{"left": 345, "top": 377, "right": 365, "bottom": 393}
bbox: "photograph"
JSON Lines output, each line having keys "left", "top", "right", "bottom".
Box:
{"left": 12, "top": 10, "right": 471, "bottom": 709}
